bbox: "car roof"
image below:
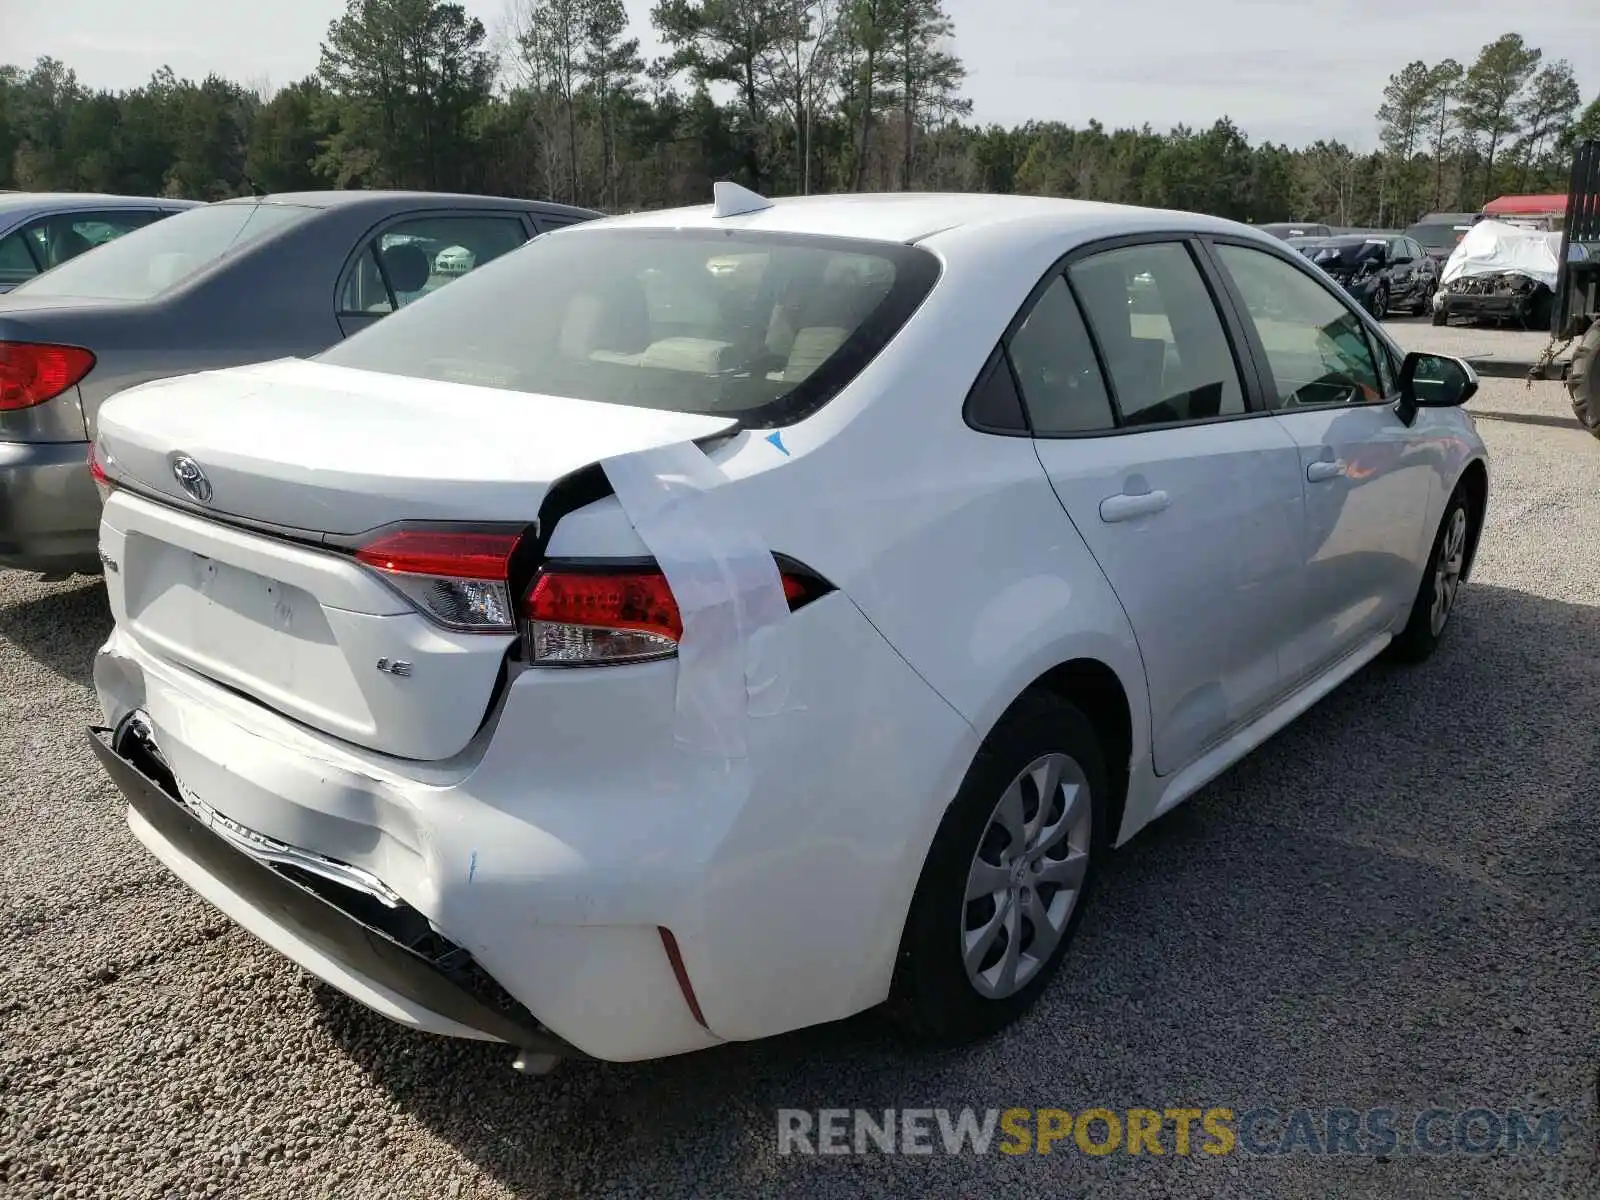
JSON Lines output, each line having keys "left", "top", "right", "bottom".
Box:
{"left": 0, "top": 193, "right": 202, "bottom": 217}
{"left": 218, "top": 191, "right": 601, "bottom": 221}
{"left": 588, "top": 191, "right": 1264, "bottom": 249}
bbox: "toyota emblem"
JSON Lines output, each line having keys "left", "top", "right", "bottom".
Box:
{"left": 171, "top": 454, "right": 213, "bottom": 504}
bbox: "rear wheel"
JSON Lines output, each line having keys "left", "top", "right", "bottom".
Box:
{"left": 1431, "top": 307, "right": 1448, "bottom": 326}
{"left": 1569, "top": 321, "right": 1600, "bottom": 438}
{"left": 1391, "top": 489, "right": 1472, "bottom": 662}
{"left": 888, "top": 692, "right": 1106, "bottom": 1044}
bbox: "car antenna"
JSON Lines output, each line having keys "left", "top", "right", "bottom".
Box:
{"left": 243, "top": 175, "right": 268, "bottom": 199}
{"left": 712, "top": 181, "right": 773, "bottom": 218}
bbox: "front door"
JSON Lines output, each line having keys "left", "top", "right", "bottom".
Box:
{"left": 1207, "top": 240, "right": 1435, "bottom": 687}
{"left": 1015, "top": 240, "right": 1305, "bottom": 776}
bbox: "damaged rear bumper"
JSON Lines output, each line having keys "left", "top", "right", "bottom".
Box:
{"left": 88, "top": 719, "right": 580, "bottom": 1058}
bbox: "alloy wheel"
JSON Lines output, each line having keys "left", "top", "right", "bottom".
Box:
{"left": 1430, "top": 506, "right": 1468, "bottom": 636}
{"left": 961, "top": 752, "right": 1093, "bottom": 1000}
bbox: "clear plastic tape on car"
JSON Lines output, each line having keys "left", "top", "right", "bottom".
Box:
{"left": 600, "top": 441, "right": 794, "bottom": 760}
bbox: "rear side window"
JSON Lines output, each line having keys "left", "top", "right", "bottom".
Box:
{"left": 318, "top": 227, "right": 941, "bottom": 427}
{"left": 1006, "top": 275, "right": 1114, "bottom": 434}
{"left": 27, "top": 210, "right": 162, "bottom": 268}
{"left": 0, "top": 229, "right": 38, "bottom": 288}
{"left": 1068, "top": 242, "right": 1246, "bottom": 427}
{"left": 13, "top": 202, "right": 313, "bottom": 300}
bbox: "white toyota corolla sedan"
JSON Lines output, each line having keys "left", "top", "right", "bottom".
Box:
{"left": 87, "top": 185, "right": 1489, "bottom": 1067}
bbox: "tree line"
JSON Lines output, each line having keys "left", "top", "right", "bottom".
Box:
{"left": 2, "top": 0, "right": 1597, "bottom": 230}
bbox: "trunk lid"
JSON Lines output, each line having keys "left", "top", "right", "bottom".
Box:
{"left": 97, "top": 358, "right": 738, "bottom": 760}
{"left": 96, "top": 358, "right": 736, "bottom": 534}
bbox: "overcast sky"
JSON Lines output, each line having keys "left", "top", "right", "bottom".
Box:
{"left": 5, "top": 0, "right": 1599, "bottom": 150}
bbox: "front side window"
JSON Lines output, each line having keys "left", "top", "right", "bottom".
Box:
{"left": 1067, "top": 241, "right": 1245, "bottom": 427}
{"left": 1213, "top": 243, "right": 1385, "bottom": 409}
{"left": 12, "top": 201, "right": 314, "bottom": 301}
{"left": 318, "top": 227, "right": 940, "bottom": 427}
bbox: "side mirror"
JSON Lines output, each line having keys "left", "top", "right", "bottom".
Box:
{"left": 1396, "top": 352, "right": 1478, "bottom": 425}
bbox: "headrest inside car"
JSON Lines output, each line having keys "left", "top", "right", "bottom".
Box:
{"left": 381, "top": 242, "right": 431, "bottom": 294}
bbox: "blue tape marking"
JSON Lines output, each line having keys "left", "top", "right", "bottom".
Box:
{"left": 468, "top": 851, "right": 478, "bottom": 883}
{"left": 766, "top": 431, "right": 790, "bottom": 456}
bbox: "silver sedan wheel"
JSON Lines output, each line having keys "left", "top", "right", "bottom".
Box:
{"left": 1430, "top": 506, "right": 1468, "bottom": 636}
{"left": 962, "top": 752, "right": 1093, "bottom": 1000}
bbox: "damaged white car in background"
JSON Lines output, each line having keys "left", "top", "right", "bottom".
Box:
{"left": 1433, "top": 217, "right": 1582, "bottom": 329}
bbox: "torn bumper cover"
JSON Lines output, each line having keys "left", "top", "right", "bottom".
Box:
{"left": 87, "top": 719, "right": 580, "bottom": 1058}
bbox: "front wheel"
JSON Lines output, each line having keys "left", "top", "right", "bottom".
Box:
{"left": 888, "top": 692, "right": 1106, "bottom": 1044}
{"left": 1368, "top": 285, "right": 1389, "bottom": 320}
{"left": 1390, "top": 490, "right": 1472, "bottom": 662}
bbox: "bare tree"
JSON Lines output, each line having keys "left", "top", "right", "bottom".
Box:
{"left": 517, "top": 0, "right": 584, "bottom": 203}
{"left": 760, "top": 0, "right": 840, "bottom": 193}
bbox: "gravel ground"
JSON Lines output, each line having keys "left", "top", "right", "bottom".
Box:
{"left": 1383, "top": 315, "right": 1567, "bottom": 369}
{"left": 2, "top": 377, "right": 1597, "bottom": 1199}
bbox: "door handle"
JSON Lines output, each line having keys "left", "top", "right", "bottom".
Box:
{"left": 1099, "top": 490, "right": 1171, "bottom": 523}
{"left": 1306, "top": 459, "right": 1346, "bottom": 482}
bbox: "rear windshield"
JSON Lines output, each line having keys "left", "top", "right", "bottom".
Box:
{"left": 1407, "top": 222, "right": 1472, "bottom": 250}
{"left": 13, "top": 201, "right": 314, "bottom": 301}
{"left": 1306, "top": 240, "right": 1386, "bottom": 268}
{"left": 316, "top": 227, "right": 942, "bottom": 427}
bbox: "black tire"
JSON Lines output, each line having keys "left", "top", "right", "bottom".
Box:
{"left": 1412, "top": 288, "right": 1431, "bottom": 316}
{"left": 1431, "top": 307, "right": 1448, "bottom": 327}
{"left": 1369, "top": 285, "right": 1389, "bottom": 320}
{"left": 1390, "top": 488, "right": 1473, "bottom": 663}
{"left": 1524, "top": 289, "right": 1554, "bottom": 333}
{"left": 1569, "top": 321, "right": 1600, "bottom": 438}
{"left": 888, "top": 691, "right": 1107, "bottom": 1044}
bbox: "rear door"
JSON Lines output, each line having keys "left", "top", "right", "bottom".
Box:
{"left": 335, "top": 211, "right": 533, "bottom": 338}
{"left": 1204, "top": 238, "right": 1434, "bottom": 687}
{"left": 1022, "top": 237, "right": 1306, "bottom": 776}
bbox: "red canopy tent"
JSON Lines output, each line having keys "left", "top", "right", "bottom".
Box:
{"left": 1482, "top": 193, "right": 1567, "bottom": 217}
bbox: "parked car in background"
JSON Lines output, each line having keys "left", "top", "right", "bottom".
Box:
{"left": 435, "top": 244, "right": 476, "bottom": 276}
{"left": 0, "top": 190, "right": 598, "bottom": 575}
{"left": 1404, "top": 212, "right": 1482, "bottom": 264}
{"left": 1297, "top": 233, "right": 1439, "bottom": 317}
{"left": 0, "top": 193, "right": 200, "bottom": 292}
{"left": 1258, "top": 221, "right": 1334, "bottom": 240}
{"left": 86, "top": 187, "right": 1488, "bottom": 1066}
{"left": 1434, "top": 218, "right": 1566, "bottom": 329}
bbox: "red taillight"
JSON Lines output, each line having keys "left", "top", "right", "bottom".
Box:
{"left": 354, "top": 529, "right": 521, "bottom": 580}
{"left": 523, "top": 563, "right": 825, "bottom": 666}
{"left": 353, "top": 528, "right": 523, "bottom": 632}
{"left": 0, "top": 342, "right": 96, "bottom": 411}
{"left": 87, "top": 441, "right": 113, "bottom": 500}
